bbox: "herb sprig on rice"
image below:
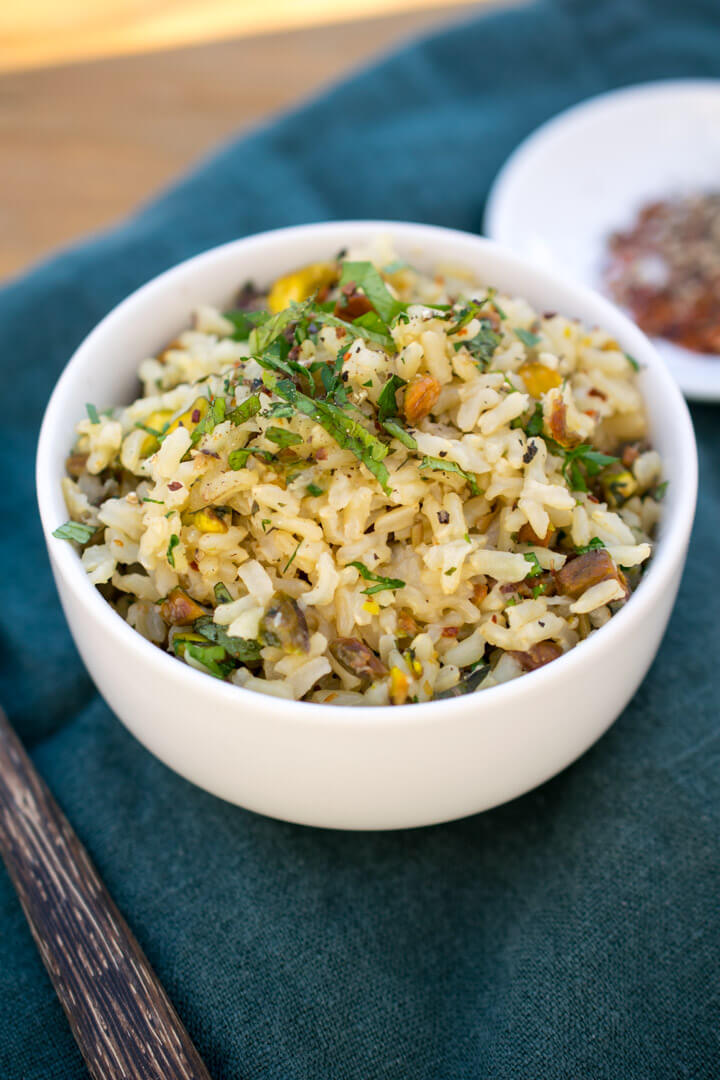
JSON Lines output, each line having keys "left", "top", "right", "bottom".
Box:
{"left": 55, "top": 242, "right": 664, "bottom": 705}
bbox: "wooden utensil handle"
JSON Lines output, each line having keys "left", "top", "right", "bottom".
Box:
{"left": 0, "top": 708, "right": 213, "bottom": 1080}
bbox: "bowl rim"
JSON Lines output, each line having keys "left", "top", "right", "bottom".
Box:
{"left": 36, "top": 219, "right": 698, "bottom": 727}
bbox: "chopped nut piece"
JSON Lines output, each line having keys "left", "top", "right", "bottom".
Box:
{"left": 508, "top": 641, "right": 563, "bottom": 671}
{"left": 331, "top": 638, "right": 387, "bottom": 682}
{"left": 65, "top": 453, "right": 89, "bottom": 477}
{"left": 554, "top": 550, "right": 623, "bottom": 599}
{"left": 403, "top": 374, "right": 441, "bottom": 425}
{"left": 517, "top": 522, "right": 555, "bottom": 547}
{"left": 546, "top": 396, "right": 580, "bottom": 448}
{"left": 160, "top": 588, "right": 208, "bottom": 626}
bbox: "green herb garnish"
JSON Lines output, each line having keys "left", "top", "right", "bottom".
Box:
{"left": 523, "top": 552, "right": 543, "bottom": 578}
{"left": 419, "top": 455, "right": 480, "bottom": 495}
{"left": 457, "top": 323, "right": 502, "bottom": 368}
{"left": 85, "top": 403, "right": 100, "bottom": 424}
{"left": 575, "top": 537, "right": 605, "bottom": 554}
{"left": 381, "top": 419, "right": 417, "bottom": 450}
{"left": 377, "top": 374, "right": 407, "bottom": 422}
{"left": 266, "top": 427, "right": 303, "bottom": 449}
{"left": 625, "top": 352, "right": 640, "bottom": 372}
{"left": 653, "top": 480, "right": 669, "bottom": 501}
{"left": 214, "top": 582, "right": 233, "bottom": 604}
{"left": 223, "top": 308, "right": 268, "bottom": 341}
{"left": 525, "top": 402, "right": 544, "bottom": 437}
{"left": 193, "top": 616, "right": 262, "bottom": 665}
{"left": 283, "top": 540, "right": 302, "bottom": 574}
{"left": 515, "top": 328, "right": 542, "bottom": 347}
{"left": 228, "top": 394, "right": 261, "bottom": 424}
{"left": 190, "top": 397, "right": 226, "bottom": 446}
{"left": 166, "top": 534, "right": 180, "bottom": 567}
{"left": 349, "top": 560, "right": 406, "bottom": 595}
{"left": 274, "top": 383, "right": 391, "bottom": 494}
{"left": 52, "top": 520, "right": 96, "bottom": 544}
{"left": 228, "top": 446, "right": 274, "bottom": 470}
{"left": 249, "top": 300, "right": 312, "bottom": 356}
{"left": 183, "top": 641, "right": 234, "bottom": 679}
{"left": 545, "top": 441, "right": 619, "bottom": 492}
{"left": 306, "top": 483, "right": 324, "bottom": 497}
{"left": 339, "top": 261, "right": 404, "bottom": 324}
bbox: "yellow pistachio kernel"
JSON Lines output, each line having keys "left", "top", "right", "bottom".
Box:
{"left": 267, "top": 262, "right": 338, "bottom": 313}
{"left": 389, "top": 666, "right": 410, "bottom": 706}
{"left": 164, "top": 396, "right": 210, "bottom": 439}
{"left": 603, "top": 469, "right": 638, "bottom": 507}
{"left": 181, "top": 507, "right": 228, "bottom": 533}
{"left": 518, "top": 360, "right": 562, "bottom": 398}
{"left": 139, "top": 409, "right": 174, "bottom": 457}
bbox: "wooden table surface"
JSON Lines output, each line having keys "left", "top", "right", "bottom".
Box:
{"left": 1, "top": 4, "right": 485, "bottom": 283}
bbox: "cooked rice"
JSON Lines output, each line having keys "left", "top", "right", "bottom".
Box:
{"left": 57, "top": 240, "right": 663, "bottom": 705}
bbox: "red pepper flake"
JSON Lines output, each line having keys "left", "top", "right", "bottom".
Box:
{"left": 191, "top": 409, "right": 201, "bottom": 422}
{"left": 189, "top": 559, "right": 199, "bottom": 571}
{"left": 168, "top": 481, "right": 182, "bottom": 491}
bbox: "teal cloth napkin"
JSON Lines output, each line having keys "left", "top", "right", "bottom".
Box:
{"left": 2, "top": 0, "right": 719, "bottom": 1076}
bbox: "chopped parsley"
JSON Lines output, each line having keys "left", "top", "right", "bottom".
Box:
{"left": 339, "top": 260, "right": 404, "bottom": 323}
{"left": 214, "top": 582, "right": 233, "bottom": 604}
{"left": 523, "top": 552, "right": 543, "bottom": 578}
{"left": 532, "top": 582, "right": 547, "bottom": 599}
{"left": 306, "top": 483, "right": 324, "bottom": 497}
{"left": 223, "top": 308, "right": 268, "bottom": 341}
{"left": 349, "top": 560, "right": 406, "bottom": 595}
{"left": 515, "top": 328, "right": 542, "bottom": 348}
{"left": 183, "top": 641, "right": 233, "bottom": 679}
{"left": 193, "top": 616, "right": 262, "bottom": 665}
{"left": 264, "top": 401, "right": 294, "bottom": 419}
{"left": 381, "top": 419, "right": 417, "bottom": 450}
{"left": 377, "top": 374, "right": 407, "bottom": 422}
{"left": 575, "top": 537, "right": 605, "bottom": 554}
{"left": 283, "top": 540, "right": 302, "bottom": 574}
{"left": 190, "top": 397, "right": 226, "bottom": 446}
{"left": 85, "top": 402, "right": 100, "bottom": 424}
{"left": 266, "top": 426, "right": 303, "bottom": 448}
{"left": 545, "top": 441, "right": 619, "bottom": 492}
{"left": 274, "top": 382, "right": 391, "bottom": 495}
{"left": 52, "top": 520, "right": 96, "bottom": 544}
{"left": 653, "top": 480, "right": 669, "bottom": 501}
{"left": 455, "top": 322, "right": 502, "bottom": 368}
{"left": 228, "top": 446, "right": 274, "bottom": 470}
{"left": 525, "top": 402, "right": 544, "bottom": 437}
{"left": 419, "top": 455, "right": 480, "bottom": 495}
{"left": 166, "top": 533, "right": 180, "bottom": 567}
{"left": 229, "top": 394, "right": 261, "bottom": 424}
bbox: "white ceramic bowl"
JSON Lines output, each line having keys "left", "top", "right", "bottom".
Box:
{"left": 36, "top": 222, "right": 697, "bottom": 830}
{"left": 484, "top": 79, "right": 720, "bottom": 402}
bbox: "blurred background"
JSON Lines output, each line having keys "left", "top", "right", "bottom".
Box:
{"left": 1, "top": 0, "right": 497, "bottom": 283}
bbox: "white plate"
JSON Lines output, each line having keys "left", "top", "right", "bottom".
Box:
{"left": 485, "top": 80, "right": 720, "bottom": 401}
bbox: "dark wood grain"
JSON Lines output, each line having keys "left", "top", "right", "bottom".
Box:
{"left": 0, "top": 708, "right": 214, "bottom": 1080}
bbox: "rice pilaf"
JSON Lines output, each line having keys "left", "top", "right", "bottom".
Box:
{"left": 56, "top": 240, "right": 664, "bottom": 705}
